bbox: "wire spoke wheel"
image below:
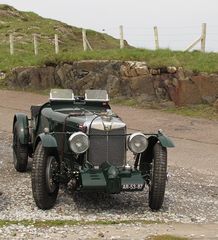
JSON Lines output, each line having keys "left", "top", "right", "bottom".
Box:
{"left": 46, "top": 156, "right": 59, "bottom": 193}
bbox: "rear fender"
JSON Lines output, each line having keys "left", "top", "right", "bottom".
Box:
{"left": 13, "top": 113, "right": 29, "bottom": 144}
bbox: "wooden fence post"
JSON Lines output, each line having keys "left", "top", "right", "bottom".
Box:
{"left": 184, "top": 23, "right": 207, "bottom": 52}
{"left": 153, "top": 26, "right": 159, "bottom": 50}
{"left": 119, "top": 25, "right": 124, "bottom": 49}
{"left": 201, "top": 23, "right": 206, "bottom": 52}
{"left": 82, "top": 29, "right": 93, "bottom": 51}
{"left": 33, "top": 34, "right": 38, "bottom": 55}
{"left": 54, "top": 34, "right": 59, "bottom": 54}
{"left": 82, "top": 29, "right": 88, "bottom": 51}
{"left": 9, "top": 34, "right": 14, "bottom": 55}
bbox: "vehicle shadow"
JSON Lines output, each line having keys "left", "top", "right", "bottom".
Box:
{"left": 27, "top": 160, "right": 169, "bottom": 214}
{"left": 69, "top": 189, "right": 169, "bottom": 214}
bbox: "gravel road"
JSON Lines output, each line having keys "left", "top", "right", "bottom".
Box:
{"left": 0, "top": 90, "right": 217, "bottom": 239}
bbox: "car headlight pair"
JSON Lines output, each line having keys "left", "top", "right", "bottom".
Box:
{"left": 69, "top": 131, "right": 148, "bottom": 155}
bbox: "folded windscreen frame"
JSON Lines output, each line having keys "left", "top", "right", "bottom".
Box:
{"left": 50, "top": 89, "right": 75, "bottom": 101}
{"left": 85, "top": 90, "right": 109, "bottom": 102}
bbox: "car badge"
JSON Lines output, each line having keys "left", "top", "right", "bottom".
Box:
{"left": 103, "top": 121, "right": 112, "bottom": 131}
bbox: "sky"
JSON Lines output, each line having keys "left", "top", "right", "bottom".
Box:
{"left": 2, "top": 0, "right": 218, "bottom": 51}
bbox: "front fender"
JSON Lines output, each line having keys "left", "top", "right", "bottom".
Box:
{"left": 136, "top": 133, "right": 174, "bottom": 172}
{"left": 34, "top": 133, "right": 58, "bottom": 150}
{"left": 13, "top": 113, "right": 29, "bottom": 144}
{"left": 157, "top": 132, "right": 175, "bottom": 148}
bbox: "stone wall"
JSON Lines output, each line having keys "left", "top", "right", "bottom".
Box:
{"left": 8, "top": 60, "right": 218, "bottom": 106}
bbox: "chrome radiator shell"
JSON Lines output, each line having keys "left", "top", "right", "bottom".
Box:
{"left": 87, "top": 116, "right": 126, "bottom": 166}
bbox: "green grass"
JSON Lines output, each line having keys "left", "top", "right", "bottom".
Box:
{"left": 1, "top": 48, "right": 218, "bottom": 74}
{"left": 0, "top": 220, "right": 189, "bottom": 240}
{"left": 111, "top": 97, "right": 139, "bottom": 107}
{"left": 150, "top": 235, "right": 188, "bottom": 240}
{"left": 164, "top": 104, "right": 218, "bottom": 120}
{"left": 111, "top": 97, "right": 218, "bottom": 121}
{"left": 0, "top": 219, "right": 159, "bottom": 228}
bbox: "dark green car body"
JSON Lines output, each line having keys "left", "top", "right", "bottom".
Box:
{"left": 12, "top": 89, "right": 174, "bottom": 210}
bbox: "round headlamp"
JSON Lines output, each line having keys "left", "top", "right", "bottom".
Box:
{"left": 69, "top": 132, "right": 89, "bottom": 154}
{"left": 128, "top": 132, "right": 148, "bottom": 154}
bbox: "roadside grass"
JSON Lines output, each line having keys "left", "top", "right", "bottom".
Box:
{"left": 111, "top": 98, "right": 218, "bottom": 121}
{"left": 0, "top": 219, "right": 160, "bottom": 228}
{"left": 164, "top": 104, "right": 218, "bottom": 120}
{"left": 0, "top": 220, "right": 189, "bottom": 240}
{"left": 111, "top": 98, "right": 139, "bottom": 107}
{"left": 1, "top": 49, "right": 218, "bottom": 74}
{"left": 149, "top": 235, "right": 188, "bottom": 240}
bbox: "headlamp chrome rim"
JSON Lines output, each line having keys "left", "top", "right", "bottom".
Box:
{"left": 68, "top": 132, "right": 89, "bottom": 154}
{"left": 128, "top": 132, "right": 148, "bottom": 154}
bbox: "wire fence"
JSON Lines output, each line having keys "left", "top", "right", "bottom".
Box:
{"left": 1, "top": 23, "right": 218, "bottom": 55}
{"left": 103, "top": 24, "right": 218, "bottom": 52}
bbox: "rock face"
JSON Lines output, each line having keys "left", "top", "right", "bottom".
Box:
{"left": 8, "top": 60, "right": 218, "bottom": 106}
{"left": 214, "top": 99, "right": 218, "bottom": 112}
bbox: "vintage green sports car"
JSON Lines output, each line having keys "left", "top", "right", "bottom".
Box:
{"left": 12, "top": 89, "right": 174, "bottom": 210}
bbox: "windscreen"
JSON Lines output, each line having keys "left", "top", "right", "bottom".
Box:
{"left": 50, "top": 89, "right": 75, "bottom": 100}
{"left": 85, "top": 90, "right": 109, "bottom": 101}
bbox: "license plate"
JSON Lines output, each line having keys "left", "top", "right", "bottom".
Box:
{"left": 122, "top": 183, "right": 144, "bottom": 190}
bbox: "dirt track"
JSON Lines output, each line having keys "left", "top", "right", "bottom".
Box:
{"left": 0, "top": 89, "right": 217, "bottom": 175}
{"left": 0, "top": 89, "right": 218, "bottom": 239}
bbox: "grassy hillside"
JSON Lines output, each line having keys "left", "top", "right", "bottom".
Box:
{"left": 0, "top": 4, "right": 121, "bottom": 55}
{"left": 0, "top": 4, "right": 218, "bottom": 74}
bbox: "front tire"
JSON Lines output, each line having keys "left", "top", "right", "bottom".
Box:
{"left": 13, "top": 121, "right": 28, "bottom": 172}
{"left": 149, "top": 142, "right": 167, "bottom": 211}
{"left": 31, "top": 142, "right": 59, "bottom": 210}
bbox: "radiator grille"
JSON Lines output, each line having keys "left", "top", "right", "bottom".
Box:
{"left": 88, "top": 128, "right": 126, "bottom": 166}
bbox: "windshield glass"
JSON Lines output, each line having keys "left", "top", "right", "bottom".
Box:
{"left": 50, "top": 89, "right": 75, "bottom": 100}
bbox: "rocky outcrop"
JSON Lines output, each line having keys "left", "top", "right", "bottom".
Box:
{"left": 214, "top": 99, "right": 218, "bottom": 112}
{"left": 8, "top": 60, "right": 218, "bottom": 106}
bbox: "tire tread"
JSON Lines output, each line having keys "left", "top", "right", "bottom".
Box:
{"left": 149, "top": 143, "right": 167, "bottom": 211}
{"left": 13, "top": 122, "right": 28, "bottom": 172}
{"left": 31, "top": 142, "right": 58, "bottom": 210}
